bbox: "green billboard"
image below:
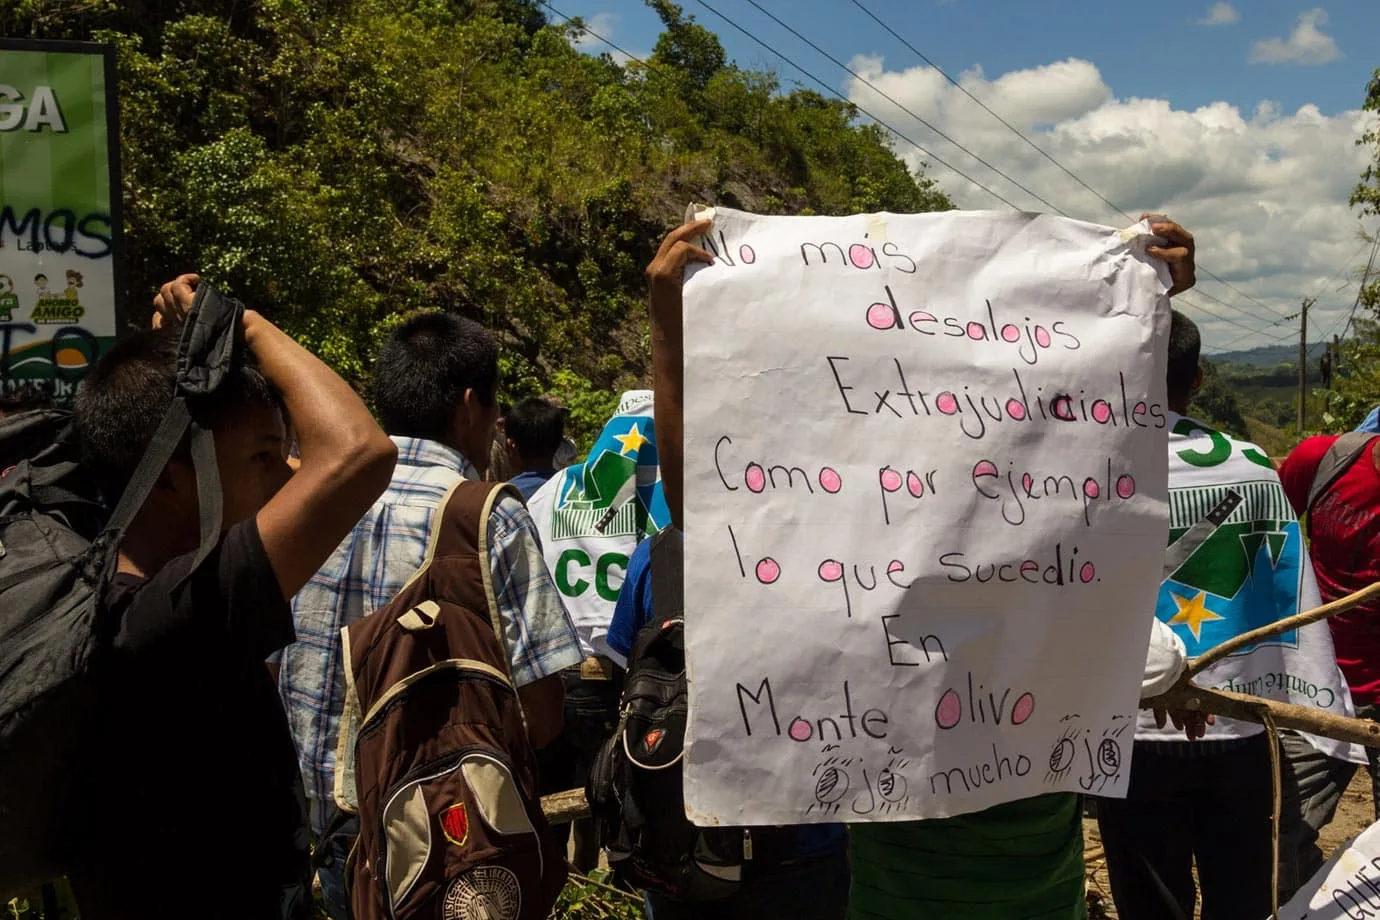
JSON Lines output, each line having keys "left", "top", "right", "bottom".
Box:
{"left": 0, "top": 39, "right": 123, "bottom": 399}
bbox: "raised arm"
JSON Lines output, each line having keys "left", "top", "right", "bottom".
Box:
{"left": 646, "top": 219, "right": 714, "bottom": 529}
{"left": 245, "top": 311, "right": 396, "bottom": 597}
{"left": 156, "top": 275, "right": 397, "bottom": 599}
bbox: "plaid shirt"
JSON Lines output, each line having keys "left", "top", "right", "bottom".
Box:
{"left": 278, "top": 436, "right": 583, "bottom": 835}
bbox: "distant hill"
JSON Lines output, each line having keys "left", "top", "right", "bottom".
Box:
{"left": 1207, "top": 342, "right": 1331, "bottom": 366}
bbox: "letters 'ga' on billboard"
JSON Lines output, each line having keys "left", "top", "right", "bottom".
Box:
{"left": 1, "top": 39, "right": 125, "bottom": 400}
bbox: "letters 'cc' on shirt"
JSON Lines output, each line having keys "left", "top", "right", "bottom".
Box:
{"left": 1279, "top": 435, "right": 1380, "bottom": 706}
{"left": 71, "top": 520, "right": 313, "bottom": 920}
{"left": 279, "top": 436, "right": 584, "bottom": 835}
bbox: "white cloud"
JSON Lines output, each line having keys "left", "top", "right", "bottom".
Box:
{"left": 572, "top": 12, "right": 619, "bottom": 51}
{"left": 569, "top": 12, "right": 646, "bottom": 67}
{"left": 1199, "top": 3, "right": 1239, "bottom": 26}
{"left": 843, "top": 55, "right": 1378, "bottom": 350}
{"left": 1250, "top": 8, "right": 1341, "bottom": 66}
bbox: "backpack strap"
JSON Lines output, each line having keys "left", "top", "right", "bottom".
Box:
{"left": 473, "top": 480, "right": 530, "bottom": 735}
{"left": 102, "top": 285, "right": 244, "bottom": 582}
{"left": 648, "top": 526, "right": 684, "bottom": 625}
{"left": 1307, "top": 432, "right": 1378, "bottom": 513}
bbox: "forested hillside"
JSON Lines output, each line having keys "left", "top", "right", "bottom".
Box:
{"left": 3, "top": 0, "right": 952, "bottom": 438}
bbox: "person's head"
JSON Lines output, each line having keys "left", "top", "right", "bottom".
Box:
{"left": 34, "top": 274, "right": 47, "bottom": 287}
{"left": 1166, "top": 308, "right": 1202, "bottom": 412}
{"left": 504, "top": 396, "right": 567, "bottom": 473}
{"left": 75, "top": 326, "right": 291, "bottom": 557}
{"left": 66, "top": 270, "right": 82, "bottom": 287}
{"left": 372, "top": 312, "right": 500, "bottom": 470}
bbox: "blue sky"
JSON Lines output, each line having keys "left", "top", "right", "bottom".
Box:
{"left": 545, "top": 1, "right": 1380, "bottom": 352}
{"left": 549, "top": 1, "right": 1377, "bottom": 116}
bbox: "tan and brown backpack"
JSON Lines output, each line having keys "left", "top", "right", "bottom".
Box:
{"left": 334, "top": 480, "right": 567, "bottom": 920}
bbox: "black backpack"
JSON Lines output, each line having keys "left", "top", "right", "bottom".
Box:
{"left": 0, "top": 285, "right": 244, "bottom": 897}
{"left": 587, "top": 527, "right": 793, "bottom": 902}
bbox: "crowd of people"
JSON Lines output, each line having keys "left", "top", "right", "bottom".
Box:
{"left": 7, "top": 213, "right": 1380, "bottom": 920}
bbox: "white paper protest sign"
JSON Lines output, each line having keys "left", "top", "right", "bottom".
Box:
{"left": 1281, "top": 821, "right": 1380, "bottom": 918}
{"left": 680, "top": 208, "right": 1172, "bottom": 824}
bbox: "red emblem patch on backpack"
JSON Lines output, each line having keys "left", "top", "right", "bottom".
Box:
{"left": 441, "top": 803, "right": 470, "bottom": 847}
{"left": 643, "top": 729, "right": 664, "bottom": 753}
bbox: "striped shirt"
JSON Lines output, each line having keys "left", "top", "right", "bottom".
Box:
{"left": 847, "top": 794, "right": 1086, "bottom": 920}
{"left": 277, "top": 436, "right": 583, "bottom": 835}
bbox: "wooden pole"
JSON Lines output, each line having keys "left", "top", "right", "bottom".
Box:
{"left": 1297, "top": 297, "right": 1312, "bottom": 433}
{"left": 1143, "top": 684, "right": 1380, "bottom": 748}
{"left": 542, "top": 787, "right": 592, "bottom": 824}
{"left": 1186, "top": 581, "right": 1380, "bottom": 678}
{"left": 538, "top": 586, "right": 1380, "bottom": 827}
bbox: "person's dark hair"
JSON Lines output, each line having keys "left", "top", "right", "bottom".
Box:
{"left": 74, "top": 326, "right": 279, "bottom": 500}
{"left": 505, "top": 396, "right": 566, "bottom": 464}
{"left": 1167, "top": 308, "right": 1201, "bottom": 406}
{"left": 372, "top": 312, "right": 499, "bottom": 441}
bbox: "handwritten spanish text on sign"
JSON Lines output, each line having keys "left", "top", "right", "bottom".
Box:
{"left": 680, "top": 209, "right": 1172, "bottom": 824}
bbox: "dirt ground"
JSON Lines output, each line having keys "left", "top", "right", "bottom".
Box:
{"left": 1082, "top": 769, "right": 1375, "bottom": 918}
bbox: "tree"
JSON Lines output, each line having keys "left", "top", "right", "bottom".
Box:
{"left": 1189, "top": 360, "right": 1249, "bottom": 438}
{"left": 1322, "top": 314, "right": 1380, "bottom": 431}
{"left": 10, "top": 0, "right": 953, "bottom": 444}
{"left": 1311, "top": 70, "right": 1380, "bottom": 432}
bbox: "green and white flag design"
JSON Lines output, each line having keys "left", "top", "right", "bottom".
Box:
{"left": 528, "top": 390, "right": 670, "bottom": 660}
{"left": 1140, "top": 413, "right": 1364, "bottom": 763}
{"left": 1, "top": 40, "right": 121, "bottom": 398}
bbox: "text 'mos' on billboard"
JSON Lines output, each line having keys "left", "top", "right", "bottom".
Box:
{"left": 1, "top": 39, "right": 124, "bottom": 400}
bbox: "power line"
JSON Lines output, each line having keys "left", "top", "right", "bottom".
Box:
{"left": 544, "top": 0, "right": 1017, "bottom": 212}
{"left": 1341, "top": 231, "right": 1380, "bottom": 339}
{"left": 547, "top": 0, "right": 1278, "bottom": 338}
{"left": 692, "top": 0, "right": 1278, "bottom": 338}
{"left": 845, "top": 0, "right": 1292, "bottom": 324}
{"left": 748, "top": 0, "right": 1280, "bottom": 336}
{"left": 737, "top": 0, "right": 1070, "bottom": 217}
{"left": 538, "top": 1, "right": 667, "bottom": 75}
{"left": 544, "top": 0, "right": 1022, "bottom": 210}
{"left": 690, "top": 0, "right": 1023, "bottom": 209}
{"left": 723, "top": 2, "right": 1281, "bottom": 332}
{"left": 847, "top": 0, "right": 1125, "bottom": 221}
{"left": 1182, "top": 288, "right": 1286, "bottom": 331}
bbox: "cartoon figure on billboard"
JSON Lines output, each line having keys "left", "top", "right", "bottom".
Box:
{"left": 0, "top": 275, "right": 17, "bottom": 322}
{"left": 34, "top": 273, "right": 52, "bottom": 299}
{"left": 64, "top": 270, "right": 83, "bottom": 302}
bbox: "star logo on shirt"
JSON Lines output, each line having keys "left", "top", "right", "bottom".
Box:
{"left": 1168, "top": 590, "right": 1224, "bottom": 641}
{"left": 613, "top": 422, "right": 649, "bottom": 456}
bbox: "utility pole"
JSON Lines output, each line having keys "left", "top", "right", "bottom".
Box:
{"left": 1297, "top": 297, "right": 1314, "bottom": 434}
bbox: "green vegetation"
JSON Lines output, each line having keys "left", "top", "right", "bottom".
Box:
{"left": 554, "top": 869, "right": 647, "bottom": 919}
{"left": 1188, "top": 353, "right": 1329, "bottom": 457}
{"left": 1319, "top": 69, "right": 1380, "bottom": 433}
{"left": 7, "top": 0, "right": 950, "bottom": 445}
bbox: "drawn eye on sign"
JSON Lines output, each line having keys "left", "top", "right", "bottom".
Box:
{"left": 1045, "top": 717, "right": 1126, "bottom": 792}
{"left": 1096, "top": 737, "right": 1121, "bottom": 776}
{"left": 1046, "top": 733, "right": 1077, "bottom": 784}
{"left": 876, "top": 757, "right": 911, "bottom": 813}
{"left": 808, "top": 751, "right": 911, "bottom": 816}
